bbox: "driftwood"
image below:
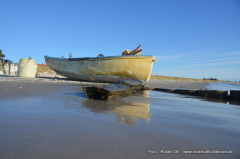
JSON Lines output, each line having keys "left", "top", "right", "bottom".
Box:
{"left": 83, "top": 79, "right": 146, "bottom": 100}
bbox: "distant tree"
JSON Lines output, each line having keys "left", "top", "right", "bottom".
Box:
{"left": 203, "top": 78, "right": 206, "bottom": 80}
{"left": 0, "top": 49, "right": 5, "bottom": 58}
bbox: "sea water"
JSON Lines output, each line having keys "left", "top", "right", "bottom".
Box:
{"left": 205, "top": 82, "right": 240, "bottom": 95}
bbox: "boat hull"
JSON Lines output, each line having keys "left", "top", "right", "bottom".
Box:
{"left": 44, "top": 55, "right": 155, "bottom": 85}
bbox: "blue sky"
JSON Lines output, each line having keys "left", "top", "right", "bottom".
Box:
{"left": 1, "top": 0, "right": 240, "bottom": 81}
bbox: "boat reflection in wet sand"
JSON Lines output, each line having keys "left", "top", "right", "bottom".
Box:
{"left": 110, "top": 103, "right": 151, "bottom": 127}
{"left": 81, "top": 100, "right": 151, "bottom": 127}
{"left": 45, "top": 55, "right": 155, "bottom": 85}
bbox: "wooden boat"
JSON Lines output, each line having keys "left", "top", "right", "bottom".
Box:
{"left": 44, "top": 55, "right": 155, "bottom": 85}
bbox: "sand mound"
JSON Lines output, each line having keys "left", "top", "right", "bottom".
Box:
{"left": 37, "top": 65, "right": 65, "bottom": 78}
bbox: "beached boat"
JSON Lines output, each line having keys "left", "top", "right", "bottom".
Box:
{"left": 44, "top": 55, "right": 155, "bottom": 85}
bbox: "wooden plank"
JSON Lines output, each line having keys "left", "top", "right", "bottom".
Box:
{"left": 83, "top": 79, "right": 144, "bottom": 100}
{"left": 230, "top": 90, "right": 240, "bottom": 101}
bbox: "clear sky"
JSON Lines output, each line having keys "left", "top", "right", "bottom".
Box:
{"left": 1, "top": 0, "right": 240, "bottom": 81}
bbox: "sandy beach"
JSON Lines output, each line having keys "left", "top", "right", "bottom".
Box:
{"left": 0, "top": 77, "right": 209, "bottom": 100}
{"left": 1, "top": 76, "right": 240, "bottom": 159}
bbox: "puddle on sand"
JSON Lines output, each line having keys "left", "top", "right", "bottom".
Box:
{"left": 36, "top": 86, "right": 240, "bottom": 130}
{"left": 3, "top": 85, "right": 239, "bottom": 127}
{"left": 1, "top": 85, "right": 240, "bottom": 159}
{"left": 42, "top": 90, "right": 152, "bottom": 127}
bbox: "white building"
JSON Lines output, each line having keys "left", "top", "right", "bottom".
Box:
{"left": 0, "top": 59, "right": 18, "bottom": 75}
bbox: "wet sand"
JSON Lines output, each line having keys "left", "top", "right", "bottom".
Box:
{"left": 1, "top": 78, "right": 240, "bottom": 159}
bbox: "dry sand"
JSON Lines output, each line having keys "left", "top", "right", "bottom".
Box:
{"left": 0, "top": 77, "right": 209, "bottom": 101}
{"left": 0, "top": 75, "right": 209, "bottom": 92}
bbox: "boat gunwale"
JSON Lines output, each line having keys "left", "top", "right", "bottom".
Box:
{"left": 44, "top": 55, "right": 155, "bottom": 61}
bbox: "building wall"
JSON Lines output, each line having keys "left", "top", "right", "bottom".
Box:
{"left": 2, "top": 62, "right": 18, "bottom": 75}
